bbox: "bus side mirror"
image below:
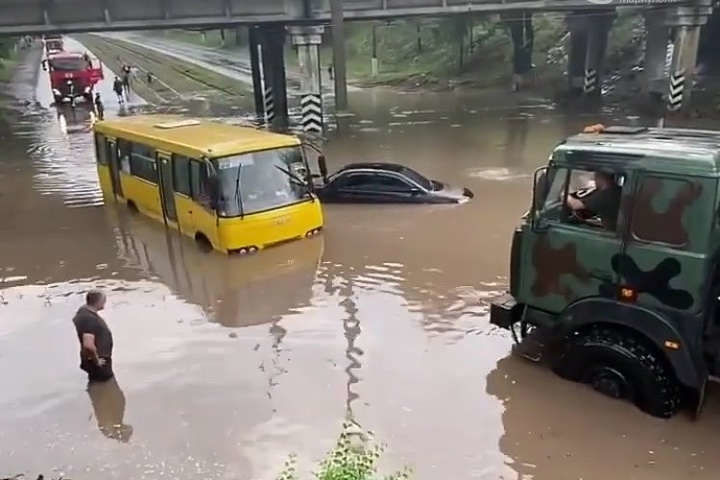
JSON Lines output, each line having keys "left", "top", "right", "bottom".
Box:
{"left": 318, "top": 155, "right": 328, "bottom": 183}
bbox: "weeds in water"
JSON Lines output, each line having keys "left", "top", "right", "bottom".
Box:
{"left": 276, "top": 421, "right": 412, "bottom": 480}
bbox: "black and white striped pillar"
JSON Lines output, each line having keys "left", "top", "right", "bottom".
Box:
{"left": 263, "top": 86, "right": 276, "bottom": 123}
{"left": 583, "top": 68, "right": 599, "bottom": 94}
{"left": 300, "top": 94, "right": 323, "bottom": 133}
{"left": 667, "top": 69, "right": 686, "bottom": 111}
{"left": 290, "top": 26, "right": 325, "bottom": 134}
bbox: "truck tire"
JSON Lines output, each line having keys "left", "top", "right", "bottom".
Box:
{"left": 554, "top": 325, "right": 681, "bottom": 418}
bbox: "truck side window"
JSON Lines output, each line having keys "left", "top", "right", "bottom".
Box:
{"left": 538, "top": 167, "right": 569, "bottom": 223}
{"left": 631, "top": 176, "right": 693, "bottom": 247}
{"left": 538, "top": 168, "right": 624, "bottom": 231}
{"left": 565, "top": 169, "right": 624, "bottom": 231}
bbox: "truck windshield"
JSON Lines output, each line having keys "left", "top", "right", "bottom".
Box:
{"left": 49, "top": 57, "right": 88, "bottom": 71}
{"left": 214, "top": 146, "right": 311, "bottom": 217}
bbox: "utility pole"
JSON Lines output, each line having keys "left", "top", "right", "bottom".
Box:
{"left": 330, "top": 0, "right": 348, "bottom": 110}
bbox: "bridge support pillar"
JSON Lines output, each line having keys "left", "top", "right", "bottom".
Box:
{"left": 289, "top": 26, "right": 324, "bottom": 135}
{"left": 664, "top": 3, "right": 713, "bottom": 111}
{"left": 502, "top": 11, "right": 534, "bottom": 92}
{"left": 566, "top": 11, "right": 614, "bottom": 97}
{"left": 643, "top": 12, "right": 670, "bottom": 99}
{"left": 253, "top": 25, "right": 289, "bottom": 130}
{"left": 249, "top": 26, "right": 265, "bottom": 121}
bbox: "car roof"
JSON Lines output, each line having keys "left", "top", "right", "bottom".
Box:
{"left": 338, "top": 162, "right": 414, "bottom": 173}
{"left": 559, "top": 127, "right": 720, "bottom": 176}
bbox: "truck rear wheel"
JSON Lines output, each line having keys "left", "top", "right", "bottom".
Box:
{"left": 554, "top": 326, "right": 681, "bottom": 418}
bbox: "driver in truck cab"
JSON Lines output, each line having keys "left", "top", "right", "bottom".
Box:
{"left": 565, "top": 171, "right": 621, "bottom": 230}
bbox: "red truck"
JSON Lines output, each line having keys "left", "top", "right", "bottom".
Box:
{"left": 43, "top": 51, "right": 104, "bottom": 105}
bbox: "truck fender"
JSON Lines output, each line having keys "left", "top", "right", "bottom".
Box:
{"left": 556, "top": 298, "right": 704, "bottom": 390}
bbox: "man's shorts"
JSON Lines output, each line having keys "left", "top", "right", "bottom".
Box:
{"left": 81, "top": 357, "right": 114, "bottom": 382}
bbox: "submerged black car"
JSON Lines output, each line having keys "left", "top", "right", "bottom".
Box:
{"left": 316, "top": 163, "right": 473, "bottom": 204}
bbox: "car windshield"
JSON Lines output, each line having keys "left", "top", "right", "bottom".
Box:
{"left": 399, "top": 167, "right": 433, "bottom": 190}
{"left": 49, "top": 57, "right": 88, "bottom": 71}
{"left": 214, "top": 146, "right": 311, "bottom": 217}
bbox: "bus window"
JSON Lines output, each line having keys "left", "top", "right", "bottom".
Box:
{"left": 172, "top": 154, "right": 191, "bottom": 196}
{"left": 94, "top": 133, "right": 107, "bottom": 165}
{"left": 190, "top": 160, "right": 212, "bottom": 209}
{"left": 118, "top": 139, "right": 131, "bottom": 174}
{"left": 130, "top": 144, "right": 158, "bottom": 183}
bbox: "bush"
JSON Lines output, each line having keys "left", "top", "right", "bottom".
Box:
{"left": 276, "top": 422, "right": 412, "bottom": 480}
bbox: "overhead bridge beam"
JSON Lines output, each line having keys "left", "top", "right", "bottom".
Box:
{"left": 0, "top": 0, "right": 692, "bottom": 35}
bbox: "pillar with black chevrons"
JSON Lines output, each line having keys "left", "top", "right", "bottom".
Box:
{"left": 289, "top": 26, "right": 324, "bottom": 134}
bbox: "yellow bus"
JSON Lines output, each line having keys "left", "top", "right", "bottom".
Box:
{"left": 93, "top": 115, "right": 324, "bottom": 254}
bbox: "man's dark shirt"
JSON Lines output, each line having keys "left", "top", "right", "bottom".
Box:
{"left": 73, "top": 306, "right": 113, "bottom": 359}
{"left": 582, "top": 185, "right": 622, "bottom": 230}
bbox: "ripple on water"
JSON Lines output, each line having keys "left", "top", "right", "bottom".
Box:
{"left": 17, "top": 110, "right": 105, "bottom": 208}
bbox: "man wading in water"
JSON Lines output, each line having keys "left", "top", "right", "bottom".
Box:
{"left": 73, "top": 290, "right": 114, "bottom": 382}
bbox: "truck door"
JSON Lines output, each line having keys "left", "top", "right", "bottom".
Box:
{"left": 620, "top": 174, "right": 712, "bottom": 314}
{"left": 521, "top": 166, "right": 627, "bottom": 314}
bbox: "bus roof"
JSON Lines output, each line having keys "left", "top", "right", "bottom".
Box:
{"left": 95, "top": 115, "right": 301, "bottom": 159}
{"left": 558, "top": 127, "right": 720, "bottom": 176}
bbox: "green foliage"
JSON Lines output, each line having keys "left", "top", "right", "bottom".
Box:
{"left": 275, "top": 422, "right": 412, "bottom": 480}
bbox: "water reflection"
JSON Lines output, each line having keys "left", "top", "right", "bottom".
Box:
{"left": 110, "top": 208, "right": 324, "bottom": 327}
{"left": 486, "top": 355, "right": 720, "bottom": 479}
{"left": 87, "top": 377, "right": 132, "bottom": 443}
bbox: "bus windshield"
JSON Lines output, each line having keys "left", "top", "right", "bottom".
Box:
{"left": 214, "top": 146, "right": 311, "bottom": 217}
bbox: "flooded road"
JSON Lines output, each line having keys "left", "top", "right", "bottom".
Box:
{"left": 2, "top": 44, "right": 720, "bottom": 480}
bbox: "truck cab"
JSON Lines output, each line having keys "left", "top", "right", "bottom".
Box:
{"left": 491, "top": 125, "right": 720, "bottom": 418}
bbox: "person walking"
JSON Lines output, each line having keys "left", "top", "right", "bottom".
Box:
{"left": 122, "top": 64, "right": 131, "bottom": 95}
{"left": 94, "top": 92, "right": 104, "bottom": 121}
{"left": 113, "top": 76, "right": 124, "bottom": 104}
{"left": 72, "top": 290, "right": 114, "bottom": 382}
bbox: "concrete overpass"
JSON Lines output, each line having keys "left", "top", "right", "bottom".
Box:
{"left": 0, "top": 0, "right": 714, "bottom": 128}
{"left": 0, "top": 0, "right": 705, "bottom": 35}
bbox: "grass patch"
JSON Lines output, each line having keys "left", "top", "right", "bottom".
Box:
{"left": 276, "top": 422, "right": 412, "bottom": 480}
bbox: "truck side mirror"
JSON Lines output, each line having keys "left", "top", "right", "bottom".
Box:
{"left": 532, "top": 167, "right": 549, "bottom": 227}
{"left": 318, "top": 155, "right": 328, "bottom": 182}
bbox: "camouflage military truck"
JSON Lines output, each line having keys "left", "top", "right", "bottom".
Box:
{"left": 491, "top": 125, "right": 720, "bottom": 418}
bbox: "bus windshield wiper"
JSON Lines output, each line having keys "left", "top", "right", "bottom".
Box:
{"left": 274, "top": 164, "right": 312, "bottom": 195}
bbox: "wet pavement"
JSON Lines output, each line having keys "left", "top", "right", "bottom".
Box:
{"left": 2, "top": 41, "right": 720, "bottom": 480}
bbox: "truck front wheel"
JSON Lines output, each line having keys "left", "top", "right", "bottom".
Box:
{"left": 554, "top": 326, "right": 681, "bottom": 418}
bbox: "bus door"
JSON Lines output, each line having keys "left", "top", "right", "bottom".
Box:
{"left": 106, "top": 138, "right": 123, "bottom": 198}
{"left": 156, "top": 151, "right": 177, "bottom": 224}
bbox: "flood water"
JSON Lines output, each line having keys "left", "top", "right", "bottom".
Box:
{"left": 2, "top": 41, "right": 720, "bottom": 480}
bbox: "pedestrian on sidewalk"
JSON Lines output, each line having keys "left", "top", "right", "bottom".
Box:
{"left": 113, "top": 76, "right": 124, "bottom": 104}
{"left": 122, "top": 64, "right": 131, "bottom": 94}
{"left": 94, "top": 92, "right": 104, "bottom": 120}
{"left": 72, "top": 290, "right": 115, "bottom": 383}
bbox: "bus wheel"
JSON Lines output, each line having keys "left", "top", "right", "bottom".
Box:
{"left": 195, "top": 233, "right": 213, "bottom": 253}
{"left": 555, "top": 326, "right": 681, "bottom": 418}
{"left": 126, "top": 200, "right": 138, "bottom": 213}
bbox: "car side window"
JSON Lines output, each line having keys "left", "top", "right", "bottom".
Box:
{"left": 338, "top": 173, "right": 376, "bottom": 189}
{"left": 338, "top": 173, "right": 412, "bottom": 192}
{"left": 374, "top": 174, "right": 413, "bottom": 192}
